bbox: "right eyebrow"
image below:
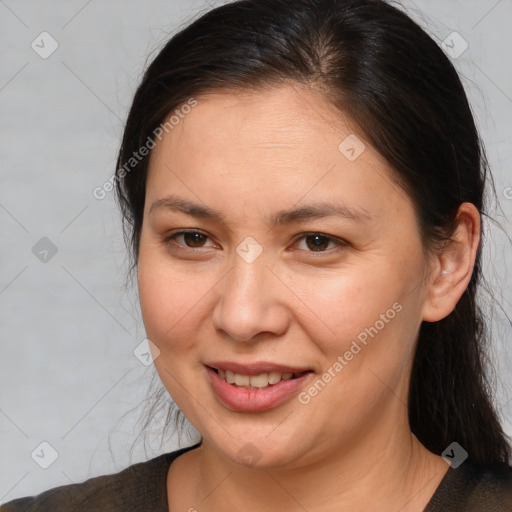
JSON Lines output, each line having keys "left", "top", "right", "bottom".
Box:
{"left": 149, "top": 196, "right": 227, "bottom": 223}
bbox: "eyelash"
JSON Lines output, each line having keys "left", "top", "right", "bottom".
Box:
{"left": 162, "top": 230, "right": 348, "bottom": 255}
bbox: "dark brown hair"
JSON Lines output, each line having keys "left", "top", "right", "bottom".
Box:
{"left": 115, "top": 0, "right": 511, "bottom": 466}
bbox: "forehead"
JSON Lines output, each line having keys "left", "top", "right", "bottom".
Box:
{"left": 190, "top": 86, "right": 356, "bottom": 148}
{"left": 145, "top": 84, "right": 410, "bottom": 222}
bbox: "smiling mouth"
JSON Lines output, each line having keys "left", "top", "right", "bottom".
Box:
{"left": 209, "top": 367, "right": 311, "bottom": 390}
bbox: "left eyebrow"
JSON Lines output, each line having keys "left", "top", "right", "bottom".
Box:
{"left": 269, "top": 202, "right": 373, "bottom": 227}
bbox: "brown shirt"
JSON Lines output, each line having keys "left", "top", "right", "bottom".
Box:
{"left": 2, "top": 443, "right": 511, "bottom": 511}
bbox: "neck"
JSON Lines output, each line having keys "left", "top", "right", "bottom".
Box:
{"left": 187, "top": 417, "right": 448, "bottom": 512}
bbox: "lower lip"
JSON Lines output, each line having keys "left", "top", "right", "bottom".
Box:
{"left": 206, "top": 366, "right": 312, "bottom": 412}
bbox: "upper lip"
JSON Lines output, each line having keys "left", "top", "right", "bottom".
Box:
{"left": 205, "top": 361, "right": 312, "bottom": 376}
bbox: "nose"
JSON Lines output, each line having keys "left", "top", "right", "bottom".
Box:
{"left": 211, "top": 253, "right": 291, "bottom": 343}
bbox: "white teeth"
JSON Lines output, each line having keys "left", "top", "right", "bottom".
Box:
{"left": 234, "top": 373, "right": 250, "bottom": 386}
{"left": 268, "top": 371, "right": 282, "bottom": 385}
{"left": 216, "top": 369, "right": 298, "bottom": 388}
{"left": 249, "top": 373, "right": 270, "bottom": 388}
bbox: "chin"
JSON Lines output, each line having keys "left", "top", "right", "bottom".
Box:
{"left": 199, "top": 425, "right": 314, "bottom": 470}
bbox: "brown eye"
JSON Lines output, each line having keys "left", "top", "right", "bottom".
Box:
{"left": 294, "top": 233, "right": 345, "bottom": 253}
{"left": 164, "top": 230, "right": 214, "bottom": 249}
{"left": 181, "top": 232, "right": 208, "bottom": 247}
{"left": 304, "top": 234, "right": 331, "bottom": 251}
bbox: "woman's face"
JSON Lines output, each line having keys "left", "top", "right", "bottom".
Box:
{"left": 138, "top": 84, "right": 433, "bottom": 468}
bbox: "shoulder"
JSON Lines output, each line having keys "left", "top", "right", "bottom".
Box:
{"left": 0, "top": 444, "right": 200, "bottom": 512}
{"left": 469, "top": 464, "right": 512, "bottom": 510}
{"left": 426, "top": 461, "right": 512, "bottom": 511}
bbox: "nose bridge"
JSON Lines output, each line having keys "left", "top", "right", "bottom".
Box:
{"left": 212, "top": 243, "right": 288, "bottom": 342}
{"left": 230, "top": 250, "right": 269, "bottom": 303}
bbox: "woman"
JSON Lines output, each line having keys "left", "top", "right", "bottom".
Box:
{"left": 3, "top": 0, "right": 511, "bottom": 510}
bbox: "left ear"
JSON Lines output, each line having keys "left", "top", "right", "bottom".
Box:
{"left": 422, "top": 202, "right": 481, "bottom": 322}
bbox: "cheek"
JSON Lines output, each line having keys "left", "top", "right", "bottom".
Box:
{"left": 136, "top": 247, "right": 214, "bottom": 353}
{"left": 286, "top": 264, "right": 412, "bottom": 353}
{"left": 308, "top": 267, "right": 424, "bottom": 409}
{"left": 287, "top": 256, "right": 425, "bottom": 409}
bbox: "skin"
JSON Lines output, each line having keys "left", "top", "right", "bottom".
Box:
{"left": 137, "top": 84, "right": 481, "bottom": 511}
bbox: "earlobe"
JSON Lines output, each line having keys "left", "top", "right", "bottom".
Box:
{"left": 422, "top": 203, "right": 481, "bottom": 322}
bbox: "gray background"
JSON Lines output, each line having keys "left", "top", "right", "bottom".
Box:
{"left": 1, "top": 0, "right": 511, "bottom": 502}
